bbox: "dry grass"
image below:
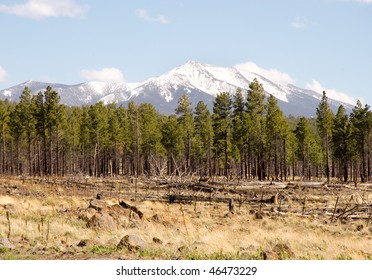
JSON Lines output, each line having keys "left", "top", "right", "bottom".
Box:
{"left": 0, "top": 177, "right": 371, "bottom": 260}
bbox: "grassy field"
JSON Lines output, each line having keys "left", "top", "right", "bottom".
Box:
{"left": 0, "top": 176, "right": 371, "bottom": 260}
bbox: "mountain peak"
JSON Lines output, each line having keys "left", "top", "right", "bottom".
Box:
{"left": 21, "top": 80, "right": 58, "bottom": 88}
{"left": 0, "top": 61, "right": 355, "bottom": 117}
{"left": 23, "top": 80, "right": 36, "bottom": 85}
{"left": 176, "top": 60, "right": 207, "bottom": 72}
{"left": 183, "top": 60, "right": 203, "bottom": 67}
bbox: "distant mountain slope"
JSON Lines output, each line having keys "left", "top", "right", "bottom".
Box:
{"left": 0, "top": 61, "right": 354, "bottom": 116}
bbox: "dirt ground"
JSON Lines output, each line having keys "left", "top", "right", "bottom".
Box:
{"left": 0, "top": 176, "right": 371, "bottom": 260}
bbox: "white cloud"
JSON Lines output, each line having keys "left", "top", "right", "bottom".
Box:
{"left": 135, "top": 9, "right": 169, "bottom": 24}
{"left": 307, "top": 79, "right": 357, "bottom": 105}
{"left": 0, "top": 66, "right": 7, "bottom": 82}
{"left": 0, "top": 0, "right": 87, "bottom": 19}
{"left": 292, "top": 16, "right": 308, "bottom": 29}
{"left": 235, "top": 62, "right": 295, "bottom": 85}
{"left": 80, "top": 68, "right": 125, "bottom": 83}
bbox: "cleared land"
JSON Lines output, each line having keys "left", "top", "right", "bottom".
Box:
{"left": 0, "top": 176, "right": 371, "bottom": 260}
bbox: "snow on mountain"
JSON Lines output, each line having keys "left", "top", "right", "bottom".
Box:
{"left": 0, "top": 61, "right": 355, "bottom": 116}
{"left": 0, "top": 80, "right": 135, "bottom": 106}
{"left": 168, "top": 61, "right": 246, "bottom": 97}
{"left": 129, "top": 61, "right": 293, "bottom": 107}
{"left": 68, "top": 81, "right": 134, "bottom": 105}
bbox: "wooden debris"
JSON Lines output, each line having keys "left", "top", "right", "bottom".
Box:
{"left": 119, "top": 200, "right": 144, "bottom": 219}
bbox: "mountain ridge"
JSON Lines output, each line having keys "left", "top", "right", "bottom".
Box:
{"left": 0, "top": 61, "right": 354, "bottom": 117}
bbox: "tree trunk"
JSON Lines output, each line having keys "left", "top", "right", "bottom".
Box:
{"left": 224, "top": 131, "right": 228, "bottom": 178}
{"left": 96, "top": 131, "right": 100, "bottom": 177}
{"left": 343, "top": 159, "right": 348, "bottom": 182}
{"left": 274, "top": 134, "right": 278, "bottom": 180}
{"left": 2, "top": 121, "right": 5, "bottom": 174}
{"left": 283, "top": 138, "right": 287, "bottom": 181}
{"left": 49, "top": 125, "right": 53, "bottom": 176}
{"left": 56, "top": 126, "right": 59, "bottom": 176}
{"left": 208, "top": 143, "right": 212, "bottom": 178}
{"left": 325, "top": 132, "right": 330, "bottom": 184}
{"left": 42, "top": 131, "right": 47, "bottom": 176}
{"left": 27, "top": 133, "right": 32, "bottom": 176}
{"left": 16, "top": 138, "right": 20, "bottom": 175}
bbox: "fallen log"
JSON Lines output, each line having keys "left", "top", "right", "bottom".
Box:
{"left": 119, "top": 200, "right": 144, "bottom": 219}
{"left": 168, "top": 194, "right": 230, "bottom": 204}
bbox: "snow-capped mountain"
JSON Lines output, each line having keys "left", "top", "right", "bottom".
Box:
{"left": 0, "top": 61, "right": 354, "bottom": 116}
{"left": 0, "top": 80, "right": 135, "bottom": 106}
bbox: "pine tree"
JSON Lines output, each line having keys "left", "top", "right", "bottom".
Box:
{"left": 105, "top": 103, "right": 119, "bottom": 176}
{"left": 9, "top": 103, "right": 23, "bottom": 174}
{"left": 332, "top": 105, "right": 350, "bottom": 182}
{"left": 18, "top": 87, "right": 35, "bottom": 175}
{"left": 64, "top": 106, "right": 82, "bottom": 175}
{"left": 1, "top": 80, "right": 371, "bottom": 182}
{"left": 349, "top": 100, "right": 371, "bottom": 183}
{"left": 128, "top": 102, "right": 141, "bottom": 176}
{"left": 175, "top": 94, "right": 194, "bottom": 173}
{"left": 286, "top": 129, "right": 298, "bottom": 181}
{"left": 161, "top": 115, "right": 184, "bottom": 175}
{"left": 32, "top": 91, "right": 47, "bottom": 175}
{"left": 246, "top": 78, "right": 266, "bottom": 180}
{"left": 316, "top": 91, "right": 334, "bottom": 183}
{"left": 213, "top": 92, "right": 232, "bottom": 177}
{"left": 266, "top": 94, "right": 289, "bottom": 181}
{"left": 0, "top": 100, "right": 10, "bottom": 174}
{"left": 194, "top": 101, "right": 214, "bottom": 176}
{"left": 295, "top": 117, "right": 312, "bottom": 180}
{"left": 116, "top": 106, "right": 132, "bottom": 175}
{"left": 139, "top": 103, "right": 162, "bottom": 175}
{"left": 31, "top": 86, "right": 65, "bottom": 175}
{"left": 89, "top": 102, "right": 109, "bottom": 177}
{"left": 45, "top": 86, "right": 65, "bottom": 176}
{"left": 232, "top": 88, "right": 246, "bottom": 178}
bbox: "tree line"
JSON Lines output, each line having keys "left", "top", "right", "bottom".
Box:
{"left": 0, "top": 79, "right": 371, "bottom": 183}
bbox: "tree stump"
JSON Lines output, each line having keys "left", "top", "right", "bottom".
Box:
{"left": 229, "top": 198, "right": 234, "bottom": 212}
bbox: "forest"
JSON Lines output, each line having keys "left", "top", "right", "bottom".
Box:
{"left": 0, "top": 78, "right": 370, "bottom": 184}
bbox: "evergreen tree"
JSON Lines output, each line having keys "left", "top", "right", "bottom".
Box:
{"left": 232, "top": 88, "right": 246, "bottom": 178}
{"left": 116, "top": 106, "right": 132, "bottom": 175}
{"left": 349, "top": 100, "right": 371, "bottom": 183}
{"left": 107, "top": 103, "right": 121, "bottom": 176}
{"left": 79, "top": 107, "right": 92, "bottom": 175}
{"left": 44, "top": 86, "right": 65, "bottom": 176}
{"left": 139, "top": 103, "right": 162, "bottom": 175}
{"left": 286, "top": 129, "right": 298, "bottom": 181}
{"left": 194, "top": 101, "right": 214, "bottom": 176}
{"left": 316, "top": 91, "right": 334, "bottom": 183}
{"left": 32, "top": 91, "right": 47, "bottom": 175}
{"left": 0, "top": 100, "right": 10, "bottom": 174}
{"left": 161, "top": 115, "right": 184, "bottom": 175}
{"left": 266, "top": 94, "right": 289, "bottom": 180}
{"left": 295, "top": 117, "right": 312, "bottom": 180}
{"left": 213, "top": 92, "right": 232, "bottom": 177}
{"left": 175, "top": 94, "right": 194, "bottom": 172}
{"left": 295, "top": 117, "right": 321, "bottom": 180}
{"left": 9, "top": 103, "right": 23, "bottom": 174}
{"left": 31, "top": 86, "right": 65, "bottom": 175}
{"left": 246, "top": 78, "right": 266, "bottom": 180}
{"left": 64, "top": 106, "right": 82, "bottom": 175}
{"left": 332, "top": 105, "right": 350, "bottom": 182}
{"left": 18, "top": 87, "right": 35, "bottom": 175}
{"left": 88, "top": 102, "right": 109, "bottom": 176}
{"left": 0, "top": 81, "right": 371, "bottom": 182}
{"left": 128, "top": 102, "right": 141, "bottom": 176}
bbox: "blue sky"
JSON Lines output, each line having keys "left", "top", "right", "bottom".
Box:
{"left": 0, "top": 0, "right": 371, "bottom": 105}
